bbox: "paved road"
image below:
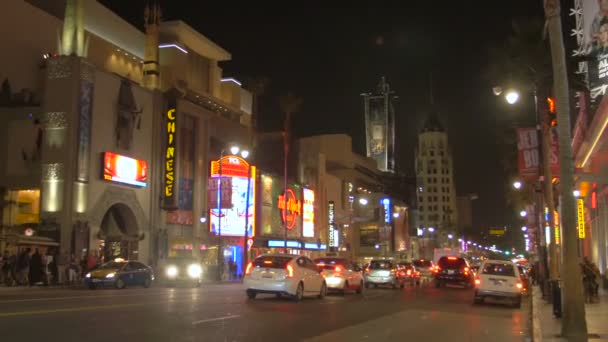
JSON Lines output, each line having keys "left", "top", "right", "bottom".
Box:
{"left": 0, "top": 280, "right": 530, "bottom": 341}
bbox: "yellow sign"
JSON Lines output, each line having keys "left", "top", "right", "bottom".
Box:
{"left": 554, "top": 210, "right": 560, "bottom": 245}
{"left": 577, "top": 199, "right": 586, "bottom": 239}
{"left": 489, "top": 229, "right": 505, "bottom": 236}
{"left": 165, "top": 108, "right": 176, "bottom": 198}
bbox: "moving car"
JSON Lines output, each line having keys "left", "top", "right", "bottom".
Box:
{"left": 433, "top": 256, "right": 474, "bottom": 288}
{"left": 85, "top": 258, "right": 154, "bottom": 289}
{"left": 413, "top": 259, "right": 434, "bottom": 278}
{"left": 364, "top": 259, "right": 405, "bottom": 289}
{"left": 474, "top": 259, "right": 523, "bottom": 308}
{"left": 397, "top": 262, "right": 421, "bottom": 286}
{"left": 243, "top": 254, "right": 327, "bottom": 301}
{"left": 162, "top": 257, "right": 203, "bottom": 287}
{"left": 314, "top": 257, "right": 364, "bottom": 294}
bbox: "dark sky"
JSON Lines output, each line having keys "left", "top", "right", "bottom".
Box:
{"left": 100, "top": 0, "right": 547, "bottom": 236}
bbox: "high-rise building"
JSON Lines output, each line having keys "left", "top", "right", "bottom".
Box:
{"left": 415, "top": 113, "right": 458, "bottom": 254}
{"left": 361, "top": 77, "right": 397, "bottom": 173}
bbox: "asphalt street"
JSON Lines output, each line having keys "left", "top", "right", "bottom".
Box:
{"left": 0, "top": 280, "right": 530, "bottom": 342}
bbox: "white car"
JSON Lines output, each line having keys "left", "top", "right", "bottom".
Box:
{"left": 474, "top": 260, "right": 523, "bottom": 308}
{"left": 244, "top": 254, "right": 327, "bottom": 301}
{"left": 314, "top": 257, "right": 364, "bottom": 294}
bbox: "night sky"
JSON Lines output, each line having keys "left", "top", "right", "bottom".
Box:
{"left": 100, "top": 0, "right": 547, "bottom": 240}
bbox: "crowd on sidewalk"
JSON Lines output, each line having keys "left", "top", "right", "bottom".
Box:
{"left": 0, "top": 249, "right": 103, "bottom": 287}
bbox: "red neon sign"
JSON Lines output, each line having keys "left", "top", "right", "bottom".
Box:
{"left": 210, "top": 156, "right": 250, "bottom": 178}
{"left": 103, "top": 152, "right": 147, "bottom": 187}
{"left": 278, "top": 189, "right": 302, "bottom": 230}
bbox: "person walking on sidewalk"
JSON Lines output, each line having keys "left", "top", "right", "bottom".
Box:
{"left": 581, "top": 256, "right": 601, "bottom": 303}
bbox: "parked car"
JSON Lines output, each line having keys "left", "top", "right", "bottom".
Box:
{"left": 84, "top": 258, "right": 154, "bottom": 289}
{"left": 364, "top": 259, "right": 405, "bottom": 289}
{"left": 474, "top": 259, "right": 523, "bottom": 308}
{"left": 314, "top": 257, "right": 364, "bottom": 294}
{"left": 433, "top": 256, "right": 474, "bottom": 288}
{"left": 161, "top": 257, "right": 203, "bottom": 287}
{"left": 243, "top": 254, "right": 327, "bottom": 301}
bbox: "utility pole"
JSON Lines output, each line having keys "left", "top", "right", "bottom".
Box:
{"left": 543, "top": 0, "right": 588, "bottom": 339}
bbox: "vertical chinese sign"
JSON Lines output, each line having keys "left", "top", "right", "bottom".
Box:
{"left": 163, "top": 102, "right": 177, "bottom": 209}
{"left": 577, "top": 199, "right": 586, "bottom": 239}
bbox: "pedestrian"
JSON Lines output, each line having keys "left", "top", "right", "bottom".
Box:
{"left": 17, "top": 248, "right": 30, "bottom": 286}
{"left": 29, "top": 248, "right": 42, "bottom": 286}
{"left": 581, "top": 256, "right": 601, "bottom": 303}
{"left": 49, "top": 250, "right": 58, "bottom": 285}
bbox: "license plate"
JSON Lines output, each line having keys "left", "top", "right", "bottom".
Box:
{"left": 447, "top": 270, "right": 455, "bottom": 275}
{"left": 262, "top": 273, "right": 272, "bottom": 278}
{"left": 92, "top": 279, "right": 102, "bottom": 283}
{"left": 493, "top": 280, "right": 502, "bottom": 286}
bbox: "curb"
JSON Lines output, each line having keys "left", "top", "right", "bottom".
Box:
{"left": 531, "top": 286, "right": 543, "bottom": 342}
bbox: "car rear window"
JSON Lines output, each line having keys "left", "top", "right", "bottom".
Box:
{"left": 253, "top": 256, "right": 292, "bottom": 269}
{"left": 369, "top": 261, "right": 392, "bottom": 270}
{"left": 413, "top": 260, "right": 432, "bottom": 268}
{"left": 314, "top": 258, "right": 347, "bottom": 270}
{"left": 482, "top": 263, "right": 515, "bottom": 277}
{"left": 437, "top": 257, "right": 466, "bottom": 269}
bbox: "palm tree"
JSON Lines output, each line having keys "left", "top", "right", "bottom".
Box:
{"left": 278, "top": 92, "right": 302, "bottom": 248}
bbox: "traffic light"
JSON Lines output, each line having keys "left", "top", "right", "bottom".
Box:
{"left": 547, "top": 97, "right": 557, "bottom": 127}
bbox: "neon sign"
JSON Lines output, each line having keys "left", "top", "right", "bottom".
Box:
{"left": 577, "top": 199, "right": 586, "bottom": 239}
{"left": 103, "top": 152, "right": 147, "bottom": 187}
{"left": 328, "top": 201, "right": 339, "bottom": 247}
{"left": 302, "top": 188, "right": 315, "bottom": 237}
{"left": 164, "top": 108, "right": 176, "bottom": 200}
{"left": 278, "top": 189, "right": 302, "bottom": 230}
{"left": 381, "top": 198, "right": 391, "bottom": 223}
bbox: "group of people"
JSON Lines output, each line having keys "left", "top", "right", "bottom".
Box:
{"left": 0, "top": 248, "right": 103, "bottom": 287}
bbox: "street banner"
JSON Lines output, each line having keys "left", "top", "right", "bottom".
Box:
{"left": 207, "top": 177, "right": 232, "bottom": 209}
{"left": 517, "top": 128, "right": 539, "bottom": 181}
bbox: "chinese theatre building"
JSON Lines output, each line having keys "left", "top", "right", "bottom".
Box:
{"left": 0, "top": 1, "right": 254, "bottom": 271}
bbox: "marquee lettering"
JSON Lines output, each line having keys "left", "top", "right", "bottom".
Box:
{"left": 278, "top": 189, "right": 301, "bottom": 230}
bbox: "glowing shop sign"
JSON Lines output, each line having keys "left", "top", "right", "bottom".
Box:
{"left": 103, "top": 152, "right": 147, "bottom": 187}
{"left": 278, "top": 189, "right": 302, "bottom": 230}
{"left": 328, "top": 201, "right": 339, "bottom": 247}
{"left": 164, "top": 108, "right": 176, "bottom": 199}
{"left": 381, "top": 198, "right": 391, "bottom": 223}
{"left": 302, "top": 188, "right": 315, "bottom": 237}
{"left": 577, "top": 199, "right": 586, "bottom": 239}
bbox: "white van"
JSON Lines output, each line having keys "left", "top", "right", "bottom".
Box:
{"left": 473, "top": 259, "right": 523, "bottom": 308}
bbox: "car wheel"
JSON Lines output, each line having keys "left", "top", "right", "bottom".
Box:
{"left": 365, "top": 282, "right": 370, "bottom": 289}
{"left": 342, "top": 281, "right": 349, "bottom": 295}
{"left": 115, "top": 278, "right": 126, "bottom": 289}
{"left": 356, "top": 281, "right": 363, "bottom": 294}
{"left": 294, "top": 282, "right": 304, "bottom": 302}
{"left": 318, "top": 282, "right": 327, "bottom": 299}
{"left": 88, "top": 283, "right": 96, "bottom": 290}
{"left": 513, "top": 296, "right": 522, "bottom": 308}
{"left": 473, "top": 296, "right": 484, "bottom": 305}
{"left": 143, "top": 276, "right": 152, "bottom": 288}
{"left": 400, "top": 281, "right": 405, "bottom": 289}
{"left": 435, "top": 280, "right": 441, "bottom": 288}
{"left": 246, "top": 290, "right": 257, "bottom": 300}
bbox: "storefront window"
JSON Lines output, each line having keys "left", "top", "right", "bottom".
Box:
{"left": 3, "top": 189, "right": 40, "bottom": 227}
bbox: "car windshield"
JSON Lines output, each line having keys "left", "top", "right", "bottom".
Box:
{"left": 167, "top": 258, "right": 198, "bottom": 266}
{"left": 438, "top": 257, "right": 466, "bottom": 269}
{"left": 314, "top": 258, "right": 347, "bottom": 270}
{"left": 482, "top": 263, "right": 515, "bottom": 277}
{"left": 98, "top": 261, "right": 125, "bottom": 270}
{"left": 253, "top": 256, "right": 292, "bottom": 269}
{"left": 413, "top": 260, "right": 432, "bottom": 268}
{"left": 369, "top": 261, "right": 392, "bottom": 270}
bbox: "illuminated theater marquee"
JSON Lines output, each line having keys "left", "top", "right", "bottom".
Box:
{"left": 164, "top": 108, "right": 176, "bottom": 200}
{"left": 103, "top": 152, "right": 147, "bottom": 187}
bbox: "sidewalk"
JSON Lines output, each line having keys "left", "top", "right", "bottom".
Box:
{"left": 532, "top": 285, "right": 608, "bottom": 341}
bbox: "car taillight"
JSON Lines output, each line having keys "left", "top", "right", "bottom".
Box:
{"left": 407, "top": 269, "right": 412, "bottom": 276}
{"left": 365, "top": 268, "right": 370, "bottom": 274}
{"left": 390, "top": 268, "right": 396, "bottom": 274}
{"left": 245, "top": 262, "right": 253, "bottom": 275}
{"left": 464, "top": 267, "right": 469, "bottom": 275}
{"left": 474, "top": 278, "right": 481, "bottom": 286}
{"left": 335, "top": 265, "right": 342, "bottom": 273}
{"left": 286, "top": 264, "right": 294, "bottom": 278}
{"left": 433, "top": 266, "right": 440, "bottom": 273}
{"left": 516, "top": 282, "right": 523, "bottom": 289}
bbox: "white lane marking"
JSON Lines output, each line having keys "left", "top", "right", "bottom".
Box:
{"left": 192, "top": 314, "right": 241, "bottom": 325}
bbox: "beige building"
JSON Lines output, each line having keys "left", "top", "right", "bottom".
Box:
{"left": 0, "top": 0, "right": 252, "bottom": 274}
{"left": 298, "top": 134, "right": 410, "bottom": 262}
{"left": 415, "top": 115, "right": 458, "bottom": 257}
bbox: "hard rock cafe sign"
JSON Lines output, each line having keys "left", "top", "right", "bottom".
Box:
{"left": 278, "top": 189, "right": 302, "bottom": 230}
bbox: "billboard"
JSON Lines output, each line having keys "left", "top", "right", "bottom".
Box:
{"left": 302, "top": 188, "right": 315, "bottom": 238}
{"left": 259, "top": 174, "right": 303, "bottom": 238}
{"left": 102, "top": 152, "right": 147, "bottom": 187}
{"left": 209, "top": 156, "right": 256, "bottom": 237}
{"left": 574, "top": 0, "right": 608, "bottom": 101}
{"left": 362, "top": 77, "right": 396, "bottom": 172}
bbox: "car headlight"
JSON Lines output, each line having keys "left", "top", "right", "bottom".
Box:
{"left": 105, "top": 273, "right": 116, "bottom": 278}
{"left": 85, "top": 273, "right": 91, "bottom": 278}
{"left": 187, "top": 264, "right": 202, "bottom": 278}
{"left": 166, "top": 266, "right": 178, "bottom": 278}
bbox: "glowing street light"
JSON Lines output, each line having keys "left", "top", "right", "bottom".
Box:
{"left": 505, "top": 90, "right": 520, "bottom": 104}
{"left": 447, "top": 234, "right": 453, "bottom": 239}
{"left": 230, "top": 145, "right": 240, "bottom": 155}
{"left": 428, "top": 227, "right": 435, "bottom": 233}
{"left": 519, "top": 210, "right": 527, "bottom": 217}
{"left": 359, "top": 198, "right": 368, "bottom": 206}
{"left": 393, "top": 212, "right": 400, "bottom": 218}
{"left": 573, "top": 190, "right": 581, "bottom": 198}
{"left": 521, "top": 226, "right": 528, "bottom": 232}
{"left": 513, "top": 181, "right": 522, "bottom": 190}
